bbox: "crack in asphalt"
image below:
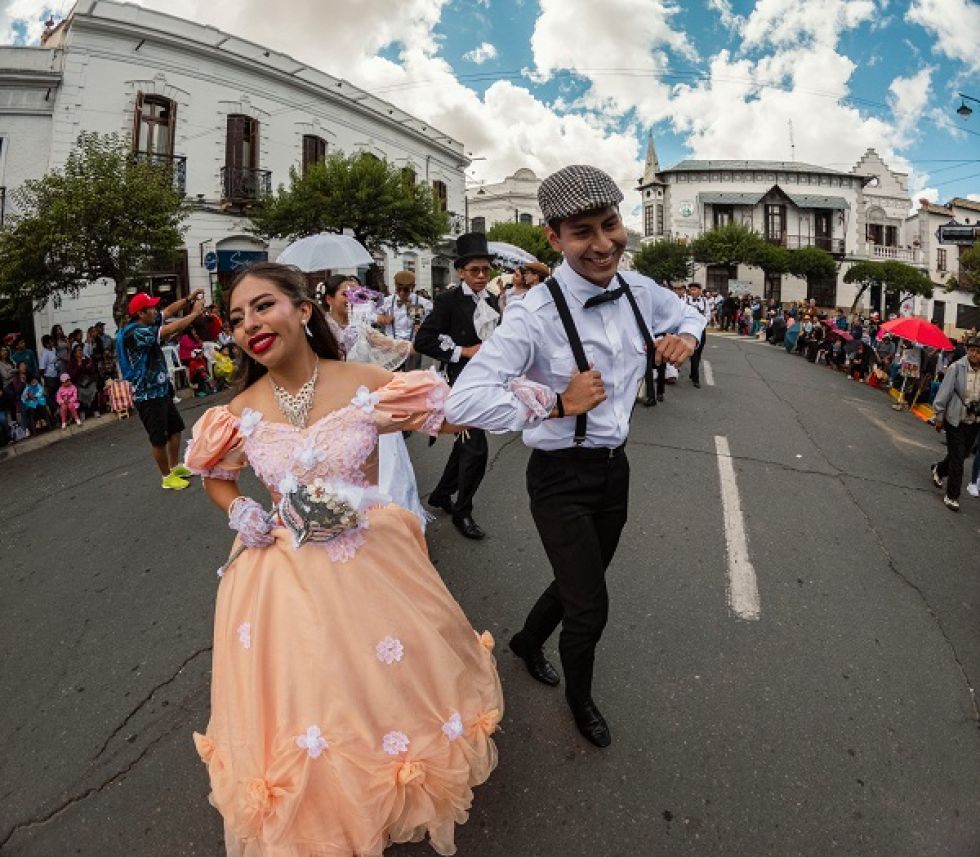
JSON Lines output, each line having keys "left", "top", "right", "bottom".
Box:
{"left": 741, "top": 345, "right": 980, "bottom": 731}
{"left": 0, "top": 714, "right": 189, "bottom": 850}
{"left": 486, "top": 433, "right": 521, "bottom": 474}
{"left": 92, "top": 646, "right": 212, "bottom": 761}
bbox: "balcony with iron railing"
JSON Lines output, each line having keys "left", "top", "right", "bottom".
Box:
{"left": 862, "top": 243, "right": 922, "bottom": 264}
{"left": 133, "top": 151, "right": 187, "bottom": 196}
{"left": 781, "top": 234, "right": 846, "bottom": 254}
{"left": 220, "top": 165, "right": 272, "bottom": 205}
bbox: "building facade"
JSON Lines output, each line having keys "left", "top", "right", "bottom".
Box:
{"left": 465, "top": 168, "right": 543, "bottom": 233}
{"left": 637, "top": 138, "right": 927, "bottom": 314}
{"left": 0, "top": 0, "right": 468, "bottom": 340}
{"left": 905, "top": 198, "right": 980, "bottom": 333}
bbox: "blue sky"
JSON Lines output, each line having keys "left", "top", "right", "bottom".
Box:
{"left": 420, "top": 0, "right": 979, "bottom": 206}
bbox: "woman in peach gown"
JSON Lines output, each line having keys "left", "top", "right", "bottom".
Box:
{"left": 185, "top": 262, "right": 502, "bottom": 856}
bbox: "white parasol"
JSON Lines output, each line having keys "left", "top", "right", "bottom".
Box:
{"left": 487, "top": 241, "right": 538, "bottom": 272}
{"left": 276, "top": 233, "right": 374, "bottom": 271}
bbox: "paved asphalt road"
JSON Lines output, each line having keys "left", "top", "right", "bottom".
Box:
{"left": 2, "top": 333, "right": 978, "bottom": 857}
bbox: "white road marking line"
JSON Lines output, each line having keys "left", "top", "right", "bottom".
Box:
{"left": 714, "top": 435, "right": 761, "bottom": 621}
{"left": 703, "top": 360, "right": 715, "bottom": 386}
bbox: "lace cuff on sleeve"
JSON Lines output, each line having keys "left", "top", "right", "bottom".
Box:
{"left": 372, "top": 369, "right": 450, "bottom": 437}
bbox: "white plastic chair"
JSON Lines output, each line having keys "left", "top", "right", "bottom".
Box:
{"left": 162, "top": 345, "right": 189, "bottom": 390}
{"left": 202, "top": 341, "right": 219, "bottom": 376}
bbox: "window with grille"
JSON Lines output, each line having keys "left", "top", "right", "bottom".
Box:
{"left": 519, "top": 213, "right": 533, "bottom": 225}
{"left": 643, "top": 205, "right": 655, "bottom": 236}
{"left": 301, "top": 135, "right": 327, "bottom": 175}
{"left": 937, "top": 248, "right": 947, "bottom": 272}
{"left": 765, "top": 204, "right": 786, "bottom": 243}
{"left": 656, "top": 204, "right": 664, "bottom": 236}
{"left": 133, "top": 93, "right": 176, "bottom": 157}
{"left": 471, "top": 216, "right": 486, "bottom": 233}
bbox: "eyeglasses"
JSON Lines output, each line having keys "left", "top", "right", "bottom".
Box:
{"left": 462, "top": 266, "right": 492, "bottom": 276}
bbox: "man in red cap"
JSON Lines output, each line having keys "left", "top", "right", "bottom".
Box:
{"left": 120, "top": 289, "right": 204, "bottom": 489}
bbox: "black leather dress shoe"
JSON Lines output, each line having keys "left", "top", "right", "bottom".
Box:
{"left": 567, "top": 697, "right": 611, "bottom": 748}
{"left": 453, "top": 515, "right": 485, "bottom": 540}
{"left": 508, "top": 636, "right": 560, "bottom": 686}
{"left": 657, "top": 393, "right": 664, "bottom": 402}
{"left": 692, "top": 380, "right": 701, "bottom": 388}
{"left": 428, "top": 495, "right": 453, "bottom": 515}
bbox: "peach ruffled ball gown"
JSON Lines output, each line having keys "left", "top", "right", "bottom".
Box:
{"left": 185, "top": 371, "right": 503, "bottom": 856}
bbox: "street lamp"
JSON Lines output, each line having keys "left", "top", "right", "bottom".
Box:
{"left": 956, "top": 93, "right": 979, "bottom": 119}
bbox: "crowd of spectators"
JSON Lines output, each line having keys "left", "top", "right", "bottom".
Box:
{"left": 0, "top": 302, "right": 238, "bottom": 445}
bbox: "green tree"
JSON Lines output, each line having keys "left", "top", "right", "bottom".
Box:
{"left": 484, "top": 221, "right": 561, "bottom": 266}
{"left": 843, "top": 259, "right": 934, "bottom": 313}
{"left": 688, "top": 223, "right": 763, "bottom": 267}
{"left": 250, "top": 152, "right": 448, "bottom": 257}
{"left": 958, "top": 241, "right": 980, "bottom": 305}
{"left": 0, "top": 132, "right": 187, "bottom": 323}
{"left": 633, "top": 239, "right": 692, "bottom": 286}
{"left": 788, "top": 246, "right": 838, "bottom": 296}
{"left": 746, "top": 241, "right": 792, "bottom": 284}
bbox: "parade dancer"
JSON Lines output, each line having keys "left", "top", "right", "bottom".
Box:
{"left": 445, "top": 166, "right": 705, "bottom": 747}
{"left": 322, "top": 275, "right": 429, "bottom": 526}
{"left": 414, "top": 233, "right": 500, "bottom": 540}
{"left": 184, "top": 262, "right": 502, "bottom": 856}
{"left": 378, "top": 270, "right": 432, "bottom": 371}
{"left": 685, "top": 282, "right": 709, "bottom": 389}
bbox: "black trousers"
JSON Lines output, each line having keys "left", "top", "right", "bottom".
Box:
{"left": 936, "top": 420, "right": 980, "bottom": 501}
{"left": 689, "top": 331, "right": 707, "bottom": 382}
{"left": 430, "top": 427, "right": 488, "bottom": 517}
{"left": 519, "top": 449, "right": 629, "bottom": 705}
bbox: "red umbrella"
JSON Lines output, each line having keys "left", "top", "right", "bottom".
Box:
{"left": 878, "top": 317, "right": 953, "bottom": 350}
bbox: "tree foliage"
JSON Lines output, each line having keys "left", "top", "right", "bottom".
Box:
{"left": 0, "top": 132, "right": 188, "bottom": 323}
{"left": 843, "top": 259, "right": 934, "bottom": 312}
{"left": 485, "top": 221, "right": 561, "bottom": 266}
{"left": 788, "top": 246, "right": 838, "bottom": 289}
{"left": 958, "top": 241, "right": 980, "bottom": 306}
{"left": 746, "top": 241, "right": 793, "bottom": 278}
{"left": 250, "top": 152, "right": 448, "bottom": 256}
{"left": 689, "top": 223, "right": 761, "bottom": 267}
{"left": 632, "top": 239, "right": 692, "bottom": 286}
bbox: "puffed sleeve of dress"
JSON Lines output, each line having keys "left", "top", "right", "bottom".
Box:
{"left": 184, "top": 406, "right": 248, "bottom": 480}
{"left": 371, "top": 369, "right": 450, "bottom": 436}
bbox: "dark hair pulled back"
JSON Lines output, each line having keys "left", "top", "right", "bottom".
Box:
{"left": 225, "top": 262, "right": 341, "bottom": 391}
{"left": 323, "top": 273, "right": 356, "bottom": 298}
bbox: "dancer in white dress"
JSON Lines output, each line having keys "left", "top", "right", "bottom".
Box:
{"left": 323, "top": 275, "right": 430, "bottom": 526}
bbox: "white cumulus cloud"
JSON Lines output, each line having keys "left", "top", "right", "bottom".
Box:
{"left": 462, "top": 42, "right": 498, "bottom": 64}
{"left": 907, "top": 0, "right": 980, "bottom": 73}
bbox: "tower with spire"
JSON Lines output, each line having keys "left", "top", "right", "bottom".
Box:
{"left": 637, "top": 134, "right": 667, "bottom": 242}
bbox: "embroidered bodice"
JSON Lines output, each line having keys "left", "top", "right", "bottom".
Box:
{"left": 185, "top": 371, "right": 449, "bottom": 562}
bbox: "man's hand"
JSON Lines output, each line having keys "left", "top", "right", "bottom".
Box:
{"left": 935, "top": 418, "right": 944, "bottom": 433}
{"left": 561, "top": 368, "right": 606, "bottom": 415}
{"left": 655, "top": 333, "right": 698, "bottom": 367}
{"left": 460, "top": 344, "right": 481, "bottom": 358}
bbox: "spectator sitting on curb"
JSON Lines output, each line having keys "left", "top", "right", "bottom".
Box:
{"left": 55, "top": 372, "right": 82, "bottom": 428}
{"left": 20, "top": 376, "right": 51, "bottom": 433}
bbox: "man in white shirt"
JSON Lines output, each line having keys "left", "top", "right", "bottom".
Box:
{"left": 445, "top": 165, "right": 705, "bottom": 747}
{"left": 379, "top": 270, "right": 431, "bottom": 371}
{"left": 684, "top": 283, "right": 709, "bottom": 388}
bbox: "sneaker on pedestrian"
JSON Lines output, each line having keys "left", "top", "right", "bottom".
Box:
{"left": 93, "top": 410, "right": 101, "bottom": 418}
{"left": 930, "top": 464, "right": 943, "bottom": 488}
{"left": 169, "top": 463, "right": 194, "bottom": 479}
{"left": 61, "top": 423, "right": 67, "bottom": 430}
{"left": 967, "top": 482, "right": 979, "bottom": 498}
{"left": 161, "top": 473, "right": 190, "bottom": 490}
{"left": 75, "top": 417, "right": 82, "bottom": 426}
{"left": 943, "top": 495, "right": 959, "bottom": 512}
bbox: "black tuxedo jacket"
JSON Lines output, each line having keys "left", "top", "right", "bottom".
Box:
{"left": 414, "top": 286, "right": 499, "bottom": 385}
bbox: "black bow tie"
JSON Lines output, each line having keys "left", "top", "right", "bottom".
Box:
{"left": 583, "top": 284, "right": 627, "bottom": 309}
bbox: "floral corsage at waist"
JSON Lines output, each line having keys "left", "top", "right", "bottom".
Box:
{"left": 278, "top": 478, "right": 391, "bottom": 549}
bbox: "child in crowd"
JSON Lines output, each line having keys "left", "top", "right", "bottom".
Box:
{"left": 211, "top": 344, "right": 235, "bottom": 388}
{"left": 187, "top": 348, "right": 213, "bottom": 397}
{"left": 55, "top": 372, "right": 82, "bottom": 428}
{"left": 20, "top": 376, "right": 51, "bottom": 433}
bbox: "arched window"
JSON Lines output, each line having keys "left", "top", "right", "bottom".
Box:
{"left": 133, "top": 93, "right": 176, "bottom": 157}
{"left": 519, "top": 213, "right": 533, "bottom": 225}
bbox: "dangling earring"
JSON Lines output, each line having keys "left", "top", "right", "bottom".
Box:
{"left": 304, "top": 319, "right": 312, "bottom": 337}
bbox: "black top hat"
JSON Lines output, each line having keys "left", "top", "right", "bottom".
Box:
{"left": 454, "top": 232, "right": 492, "bottom": 268}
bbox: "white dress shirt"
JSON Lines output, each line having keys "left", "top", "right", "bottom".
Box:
{"left": 445, "top": 261, "right": 707, "bottom": 450}
{"left": 380, "top": 292, "right": 432, "bottom": 341}
{"left": 447, "top": 283, "right": 490, "bottom": 363}
{"left": 686, "top": 294, "right": 709, "bottom": 318}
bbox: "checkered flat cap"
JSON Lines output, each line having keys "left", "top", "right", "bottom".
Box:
{"left": 537, "top": 165, "right": 624, "bottom": 223}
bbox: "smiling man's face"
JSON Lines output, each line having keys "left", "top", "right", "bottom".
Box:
{"left": 546, "top": 207, "right": 627, "bottom": 287}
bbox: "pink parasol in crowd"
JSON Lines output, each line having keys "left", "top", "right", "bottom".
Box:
{"left": 820, "top": 319, "right": 853, "bottom": 341}
{"left": 877, "top": 317, "right": 953, "bottom": 350}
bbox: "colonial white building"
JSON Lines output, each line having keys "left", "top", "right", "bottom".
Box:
{"left": 465, "top": 168, "right": 543, "bottom": 233}
{"left": 0, "top": 0, "right": 468, "bottom": 341}
{"left": 905, "top": 197, "right": 980, "bottom": 333}
{"left": 637, "top": 138, "right": 927, "bottom": 314}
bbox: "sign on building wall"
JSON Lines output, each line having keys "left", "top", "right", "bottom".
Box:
{"left": 217, "top": 250, "right": 268, "bottom": 272}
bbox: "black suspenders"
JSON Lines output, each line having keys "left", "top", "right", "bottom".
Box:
{"left": 545, "top": 276, "right": 657, "bottom": 447}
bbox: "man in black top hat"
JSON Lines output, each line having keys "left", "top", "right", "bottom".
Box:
{"left": 414, "top": 232, "right": 500, "bottom": 539}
